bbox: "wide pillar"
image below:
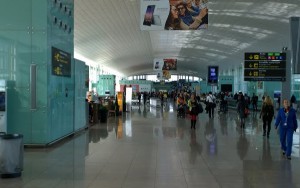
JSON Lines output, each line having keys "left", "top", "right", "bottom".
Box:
{"left": 290, "top": 17, "right": 300, "bottom": 74}
{"left": 281, "top": 50, "right": 291, "bottom": 102}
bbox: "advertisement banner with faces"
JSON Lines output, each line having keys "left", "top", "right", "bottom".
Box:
{"left": 153, "top": 58, "right": 177, "bottom": 71}
{"left": 140, "top": 0, "right": 208, "bottom": 31}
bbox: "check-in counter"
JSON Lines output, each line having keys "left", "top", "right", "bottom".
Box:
{"left": 150, "top": 98, "right": 161, "bottom": 108}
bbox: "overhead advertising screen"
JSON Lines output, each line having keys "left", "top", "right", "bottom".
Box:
{"left": 207, "top": 66, "right": 218, "bottom": 85}
{"left": 52, "top": 47, "right": 71, "bottom": 77}
{"left": 163, "top": 59, "right": 177, "bottom": 70}
{"left": 244, "top": 52, "right": 286, "bottom": 81}
{"left": 153, "top": 58, "right": 177, "bottom": 70}
{"left": 140, "top": 0, "right": 208, "bottom": 31}
{"left": 156, "top": 70, "right": 171, "bottom": 80}
{"left": 153, "top": 59, "right": 164, "bottom": 70}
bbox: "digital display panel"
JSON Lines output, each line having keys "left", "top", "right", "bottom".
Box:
{"left": 244, "top": 52, "right": 286, "bottom": 81}
{"left": 207, "top": 66, "right": 218, "bottom": 85}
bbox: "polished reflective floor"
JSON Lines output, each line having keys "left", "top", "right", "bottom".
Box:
{"left": 1, "top": 101, "right": 300, "bottom": 188}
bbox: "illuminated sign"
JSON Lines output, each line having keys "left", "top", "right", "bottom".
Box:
{"left": 52, "top": 47, "right": 71, "bottom": 77}
{"left": 244, "top": 52, "right": 286, "bottom": 81}
{"left": 207, "top": 66, "right": 218, "bottom": 85}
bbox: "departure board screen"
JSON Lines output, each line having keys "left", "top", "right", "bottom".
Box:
{"left": 244, "top": 52, "right": 286, "bottom": 81}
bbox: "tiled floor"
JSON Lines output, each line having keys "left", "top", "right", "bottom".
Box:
{"left": 1, "top": 101, "right": 300, "bottom": 188}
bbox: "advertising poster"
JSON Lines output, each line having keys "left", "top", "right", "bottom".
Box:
{"left": 153, "top": 59, "right": 164, "bottom": 70}
{"left": 163, "top": 70, "right": 171, "bottom": 79}
{"left": 140, "top": 0, "right": 208, "bottom": 31}
{"left": 157, "top": 71, "right": 163, "bottom": 80}
{"left": 156, "top": 70, "right": 171, "bottom": 80}
{"left": 153, "top": 58, "right": 177, "bottom": 70}
{"left": 163, "top": 59, "right": 177, "bottom": 70}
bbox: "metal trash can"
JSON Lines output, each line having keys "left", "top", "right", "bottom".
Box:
{"left": 0, "top": 134, "right": 23, "bottom": 178}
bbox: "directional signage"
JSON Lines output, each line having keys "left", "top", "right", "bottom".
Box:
{"left": 244, "top": 61, "right": 286, "bottom": 69}
{"left": 244, "top": 69, "right": 286, "bottom": 81}
{"left": 245, "top": 52, "right": 286, "bottom": 61}
{"left": 52, "top": 47, "right": 71, "bottom": 77}
{"left": 244, "top": 52, "right": 286, "bottom": 81}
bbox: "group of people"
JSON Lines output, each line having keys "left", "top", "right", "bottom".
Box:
{"left": 234, "top": 92, "right": 259, "bottom": 111}
{"left": 178, "top": 90, "right": 298, "bottom": 160}
{"left": 164, "top": 0, "right": 208, "bottom": 30}
{"left": 237, "top": 92, "right": 298, "bottom": 160}
{"left": 177, "top": 91, "right": 218, "bottom": 129}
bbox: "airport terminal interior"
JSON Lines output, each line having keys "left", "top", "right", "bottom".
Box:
{"left": 1, "top": 101, "right": 300, "bottom": 188}
{"left": 1, "top": 0, "right": 300, "bottom": 187}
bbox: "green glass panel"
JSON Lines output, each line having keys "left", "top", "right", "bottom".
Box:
{"left": 74, "top": 59, "right": 88, "bottom": 131}
{"left": 32, "top": 32, "right": 47, "bottom": 107}
{"left": 0, "top": 31, "right": 31, "bottom": 87}
{"left": 7, "top": 85, "right": 32, "bottom": 143}
{"left": 31, "top": 109, "right": 47, "bottom": 143}
{"left": 0, "top": 0, "right": 31, "bottom": 30}
{"left": 32, "top": 0, "right": 47, "bottom": 30}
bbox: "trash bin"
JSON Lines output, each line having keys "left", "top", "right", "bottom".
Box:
{"left": 0, "top": 134, "right": 23, "bottom": 178}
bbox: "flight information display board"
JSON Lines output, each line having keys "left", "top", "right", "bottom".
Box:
{"left": 244, "top": 52, "right": 286, "bottom": 81}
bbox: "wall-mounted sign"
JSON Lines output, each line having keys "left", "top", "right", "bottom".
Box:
{"left": 52, "top": 47, "right": 71, "bottom": 77}
{"left": 244, "top": 52, "right": 286, "bottom": 81}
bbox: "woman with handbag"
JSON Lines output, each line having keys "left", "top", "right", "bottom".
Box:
{"left": 260, "top": 96, "right": 274, "bottom": 138}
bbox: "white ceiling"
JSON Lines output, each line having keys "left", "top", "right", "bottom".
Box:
{"left": 74, "top": 0, "right": 300, "bottom": 78}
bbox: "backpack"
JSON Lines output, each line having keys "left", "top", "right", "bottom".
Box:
{"left": 197, "top": 102, "right": 203, "bottom": 114}
{"left": 191, "top": 102, "right": 203, "bottom": 114}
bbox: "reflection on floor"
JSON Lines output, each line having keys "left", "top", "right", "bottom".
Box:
{"left": 1, "top": 101, "right": 300, "bottom": 188}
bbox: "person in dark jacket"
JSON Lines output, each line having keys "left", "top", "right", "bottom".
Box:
{"left": 275, "top": 99, "right": 298, "bottom": 160}
{"left": 260, "top": 96, "right": 274, "bottom": 138}
{"left": 290, "top": 95, "right": 296, "bottom": 105}
{"left": 237, "top": 94, "right": 247, "bottom": 128}
{"left": 251, "top": 93, "right": 258, "bottom": 111}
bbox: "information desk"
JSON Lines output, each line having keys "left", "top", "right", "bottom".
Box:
{"left": 150, "top": 98, "right": 161, "bottom": 108}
